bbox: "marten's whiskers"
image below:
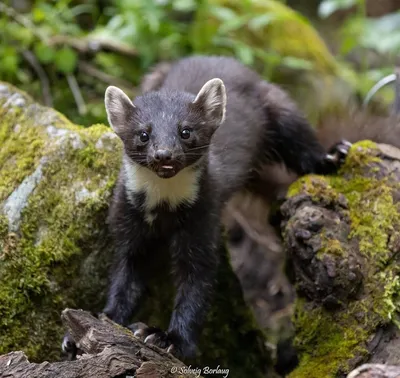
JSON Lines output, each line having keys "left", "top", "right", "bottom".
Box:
{"left": 187, "top": 145, "right": 210, "bottom": 151}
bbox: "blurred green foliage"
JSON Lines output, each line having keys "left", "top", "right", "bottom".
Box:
{"left": 0, "top": 0, "right": 399, "bottom": 125}
{"left": 318, "top": 0, "right": 400, "bottom": 103}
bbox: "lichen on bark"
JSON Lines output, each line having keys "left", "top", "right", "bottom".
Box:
{"left": 0, "top": 82, "right": 273, "bottom": 377}
{"left": 281, "top": 141, "right": 400, "bottom": 377}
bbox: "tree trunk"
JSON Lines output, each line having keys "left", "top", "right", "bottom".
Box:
{"left": 281, "top": 141, "right": 400, "bottom": 377}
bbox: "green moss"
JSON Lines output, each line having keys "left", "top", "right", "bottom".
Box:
{"left": 287, "top": 141, "right": 400, "bottom": 377}
{"left": 339, "top": 140, "right": 380, "bottom": 172}
{"left": 329, "top": 142, "right": 400, "bottom": 266}
{"left": 289, "top": 300, "right": 368, "bottom": 378}
{"left": 378, "top": 272, "right": 400, "bottom": 324}
{"left": 317, "top": 238, "right": 345, "bottom": 259}
{"left": 0, "top": 84, "right": 121, "bottom": 361}
{"left": 0, "top": 108, "right": 44, "bottom": 201}
{"left": 0, "top": 216, "right": 7, "bottom": 237}
{"left": 287, "top": 175, "right": 339, "bottom": 204}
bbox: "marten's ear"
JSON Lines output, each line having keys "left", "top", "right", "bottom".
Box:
{"left": 192, "top": 78, "right": 227, "bottom": 124}
{"left": 105, "top": 86, "right": 137, "bottom": 136}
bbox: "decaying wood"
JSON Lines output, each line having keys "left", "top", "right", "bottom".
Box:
{"left": 0, "top": 309, "right": 198, "bottom": 378}
{"left": 347, "top": 363, "right": 400, "bottom": 378}
{"left": 280, "top": 142, "right": 400, "bottom": 376}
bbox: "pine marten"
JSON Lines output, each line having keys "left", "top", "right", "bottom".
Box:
{"left": 62, "top": 55, "right": 350, "bottom": 360}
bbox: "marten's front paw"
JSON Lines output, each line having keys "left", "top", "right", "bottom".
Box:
{"left": 326, "top": 139, "right": 352, "bottom": 168}
{"left": 128, "top": 323, "right": 195, "bottom": 358}
{"left": 61, "top": 332, "right": 78, "bottom": 361}
{"left": 146, "top": 331, "right": 195, "bottom": 359}
{"left": 128, "top": 322, "right": 162, "bottom": 339}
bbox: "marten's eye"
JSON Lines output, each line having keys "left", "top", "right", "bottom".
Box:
{"left": 180, "top": 129, "right": 191, "bottom": 140}
{"left": 140, "top": 131, "right": 149, "bottom": 143}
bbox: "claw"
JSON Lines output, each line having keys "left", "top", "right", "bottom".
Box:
{"left": 134, "top": 329, "right": 145, "bottom": 338}
{"left": 144, "top": 333, "right": 157, "bottom": 344}
{"left": 128, "top": 321, "right": 148, "bottom": 339}
{"left": 338, "top": 146, "right": 349, "bottom": 154}
{"left": 342, "top": 140, "right": 353, "bottom": 147}
{"left": 327, "top": 140, "right": 351, "bottom": 165}
{"left": 126, "top": 322, "right": 193, "bottom": 358}
{"left": 319, "top": 140, "right": 352, "bottom": 175}
{"left": 61, "top": 338, "right": 71, "bottom": 353}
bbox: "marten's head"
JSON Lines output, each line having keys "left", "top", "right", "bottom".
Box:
{"left": 105, "top": 79, "right": 226, "bottom": 179}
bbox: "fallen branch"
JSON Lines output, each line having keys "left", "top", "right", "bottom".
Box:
{"left": 78, "top": 61, "right": 135, "bottom": 94}
{"left": 66, "top": 74, "right": 87, "bottom": 115}
{"left": 21, "top": 50, "right": 53, "bottom": 107}
{"left": 48, "top": 35, "right": 138, "bottom": 58}
{"left": 0, "top": 309, "right": 198, "bottom": 378}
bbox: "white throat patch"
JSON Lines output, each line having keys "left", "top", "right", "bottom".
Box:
{"left": 123, "top": 156, "right": 202, "bottom": 213}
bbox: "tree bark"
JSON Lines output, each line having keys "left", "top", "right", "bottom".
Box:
{"left": 0, "top": 309, "right": 198, "bottom": 378}
{"left": 281, "top": 141, "right": 400, "bottom": 377}
{"left": 348, "top": 363, "right": 400, "bottom": 378}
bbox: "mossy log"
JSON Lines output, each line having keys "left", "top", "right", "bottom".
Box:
{"left": 281, "top": 141, "right": 400, "bottom": 378}
{"left": 0, "top": 82, "right": 275, "bottom": 378}
{"left": 0, "top": 309, "right": 199, "bottom": 378}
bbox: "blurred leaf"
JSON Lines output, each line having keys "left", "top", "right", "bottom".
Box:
{"left": 339, "top": 16, "right": 365, "bottom": 55}
{"left": 172, "top": 0, "right": 197, "bottom": 12}
{"left": 281, "top": 56, "right": 313, "bottom": 70}
{"left": 16, "top": 70, "right": 31, "bottom": 84}
{"left": 32, "top": 7, "right": 46, "bottom": 23}
{"left": 0, "top": 46, "right": 19, "bottom": 75}
{"left": 34, "top": 43, "right": 55, "bottom": 64}
{"left": 248, "top": 13, "right": 276, "bottom": 31}
{"left": 210, "top": 5, "right": 238, "bottom": 21}
{"left": 234, "top": 43, "right": 254, "bottom": 65}
{"left": 3, "top": 21, "right": 35, "bottom": 47}
{"left": 105, "top": 14, "right": 125, "bottom": 31}
{"left": 361, "top": 12, "right": 400, "bottom": 54}
{"left": 218, "top": 15, "right": 250, "bottom": 33}
{"left": 368, "top": 11, "right": 400, "bottom": 32}
{"left": 55, "top": 47, "right": 77, "bottom": 73}
{"left": 318, "top": 0, "right": 358, "bottom": 19}
{"left": 69, "top": 4, "right": 96, "bottom": 17}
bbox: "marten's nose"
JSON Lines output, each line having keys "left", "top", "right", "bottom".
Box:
{"left": 154, "top": 149, "right": 172, "bottom": 162}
